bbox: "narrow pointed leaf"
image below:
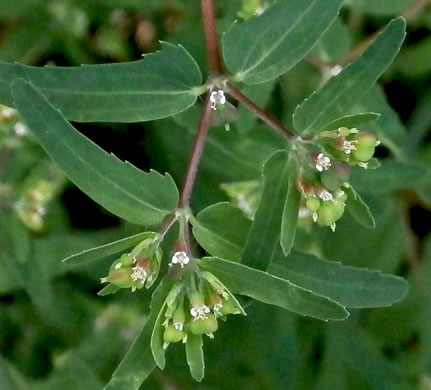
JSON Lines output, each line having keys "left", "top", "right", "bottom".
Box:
{"left": 97, "top": 284, "right": 120, "bottom": 296}
{"left": 63, "top": 232, "right": 155, "bottom": 265}
{"left": 241, "top": 150, "right": 294, "bottom": 270}
{"left": 317, "top": 113, "right": 380, "bottom": 133}
{"left": 344, "top": 186, "right": 375, "bottom": 228}
{"left": 12, "top": 80, "right": 179, "bottom": 226}
{"left": 269, "top": 249, "right": 408, "bottom": 308}
{"left": 199, "top": 257, "right": 349, "bottom": 321}
{"left": 222, "top": 0, "right": 344, "bottom": 84}
{"left": 293, "top": 18, "right": 406, "bottom": 135}
{"left": 151, "top": 300, "right": 168, "bottom": 369}
{"left": 192, "top": 203, "right": 250, "bottom": 262}
{"left": 104, "top": 278, "right": 173, "bottom": 390}
{"left": 281, "top": 173, "right": 301, "bottom": 256}
{"left": 1, "top": 42, "right": 203, "bottom": 122}
{"left": 186, "top": 334, "right": 205, "bottom": 382}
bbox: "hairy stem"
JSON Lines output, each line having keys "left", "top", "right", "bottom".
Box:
{"left": 226, "top": 83, "right": 298, "bottom": 140}
{"left": 178, "top": 95, "right": 212, "bottom": 209}
{"left": 201, "top": 0, "right": 223, "bottom": 73}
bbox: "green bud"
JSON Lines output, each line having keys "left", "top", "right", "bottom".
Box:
{"left": 305, "top": 197, "right": 321, "bottom": 212}
{"left": 163, "top": 325, "right": 184, "bottom": 344}
{"left": 321, "top": 163, "right": 351, "bottom": 191}
{"left": 220, "top": 299, "right": 238, "bottom": 316}
{"left": 352, "top": 132, "right": 377, "bottom": 162}
{"left": 107, "top": 268, "right": 133, "bottom": 288}
{"left": 189, "top": 314, "right": 218, "bottom": 335}
{"left": 120, "top": 253, "right": 134, "bottom": 267}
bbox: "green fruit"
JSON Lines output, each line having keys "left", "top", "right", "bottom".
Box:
{"left": 163, "top": 325, "right": 184, "bottom": 343}
{"left": 352, "top": 132, "right": 376, "bottom": 162}
{"left": 317, "top": 200, "right": 345, "bottom": 226}
{"left": 306, "top": 197, "right": 321, "bottom": 212}
{"left": 321, "top": 170, "right": 343, "bottom": 191}
{"left": 189, "top": 314, "right": 218, "bottom": 335}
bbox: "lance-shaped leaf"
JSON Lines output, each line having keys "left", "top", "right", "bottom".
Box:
{"left": 104, "top": 278, "right": 173, "bottom": 390}
{"left": 281, "top": 173, "right": 301, "bottom": 256}
{"left": 269, "top": 249, "right": 408, "bottom": 308}
{"left": 63, "top": 232, "right": 156, "bottom": 265}
{"left": 186, "top": 334, "right": 205, "bottom": 382}
{"left": 241, "top": 150, "right": 294, "bottom": 270}
{"left": 1, "top": 42, "right": 203, "bottom": 122}
{"left": 222, "top": 0, "right": 344, "bottom": 85}
{"left": 12, "top": 80, "right": 178, "bottom": 226}
{"left": 344, "top": 186, "right": 375, "bottom": 228}
{"left": 199, "top": 257, "right": 349, "bottom": 321}
{"left": 293, "top": 18, "right": 406, "bottom": 135}
{"left": 192, "top": 203, "right": 250, "bottom": 262}
{"left": 317, "top": 113, "right": 380, "bottom": 133}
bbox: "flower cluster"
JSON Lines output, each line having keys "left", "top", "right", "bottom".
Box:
{"left": 297, "top": 127, "right": 378, "bottom": 231}
{"left": 101, "top": 234, "right": 162, "bottom": 292}
{"left": 161, "top": 271, "right": 245, "bottom": 348}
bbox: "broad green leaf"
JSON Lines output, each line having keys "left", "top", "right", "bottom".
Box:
{"left": 186, "top": 334, "right": 205, "bottom": 382}
{"left": 350, "top": 160, "right": 427, "bottom": 194}
{"left": 12, "top": 80, "right": 179, "bottom": 226}
{"left": 63, "top": 232, "right": 157, "bottom": 265}
{"left": 344, "top": 186, "right": 375, "bottom": 228}
{"left": 192, "top": 203, "right": 250, "bottom": 262}
{"left": 199, "top": 257, "right": 349, "bottom": 321}
{"left": 241, "top": 150, "right": 294, "bottom": 270}
{"left": 281, "top": 173, "right": 301, "bottom": 256}
{"left": 394, "top": 36, "right": 431, "bottom": 78}
{"left": 317, "top": 113, "right": 380, "bottom": 133}
{"left": 269, "top": 249, "right": 408, "bottom": 308}
{"left": 1, "top": 42, "right": 203, "bottom": 122}
{"left": 311, "top": 17, "right": 352, "bottom": 62}
{"left": 222, "top": 0, "right": 344, "bottom": 84}
{"left": 293, "top": 18, "right": 406, "bottom": 135}
{"left": 104, "top": 278, "right": 173, "bottom": 390}
{"left": 345, "top": 0, "right": 415, "bottom": 15}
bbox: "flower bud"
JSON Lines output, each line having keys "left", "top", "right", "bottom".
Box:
{"left": 320, "top": 163, "right": 351, "bottom": 191}
{"left": 296, "top": 176, "right": 315, "bottom": 197}
{"left": 189, "top": 314, "right": 218, "bottom": 335}
{"left": 107, "top": 268, "right": 133, "bottom": 288}
{"left": 163, "top": 325, "right": 184, "bottom": 343}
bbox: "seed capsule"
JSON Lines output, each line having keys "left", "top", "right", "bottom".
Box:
{"left": 189, "top": 314, "right": 218, "bottom": 335}
{"left": 352, "top": 132, "right": 377, "bottom": 162}
{"left": 305, "top": 197, "right": 321, "bottom": 212}
{"left": 317, "top": 199, "right": 345, "bottom": 226}
{"left": 163, "top": 325, "right": 184, "bottom": 343}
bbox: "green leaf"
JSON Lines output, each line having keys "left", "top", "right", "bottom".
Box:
{"left": 222, "top": 0, "right": 344, "bottom": 84}
{"left": 0, "top": 42, "right": 203, "bottom": 122}
{"left": 241, "top": 150, "right": 294, "bottom": 270}
{"left": 186, "top": 334, "right": 205, "bottom": 382}
{"left": 97, "top": 284, "right": 120, "bottom": 296}
{"left": 293, "top": 18, "right": 406, "bottom": 135}
{"left": 317, "top": 113, "right": 380, "bottom": 133}
{"left": 104, "top": 278, "right": 173, "bottom": 390}
{"left": 199, "top": 257, "right": 349, "bottom": 321}
{"left": 12, "top": 79, "right": 179, "bottom": 226}
{"left": 63, "top": 232, "right": 154, "bottom": 265}
{"left": 281, "top": 173, "right": 301, "bottom": 256}
{"left": 150, "top": 297, "right": 169, "bottom": 369}
{"left": 344, "top": 186, "right": 375, "bottom": 228}
{"left": 192, "top": 203, "right": 250, "bottom": 262}
{"left": 269, "top": 249, "right": 408, "bottom": 308}
{"left": 345, "top": 0, "right": 415, "bottom": 15}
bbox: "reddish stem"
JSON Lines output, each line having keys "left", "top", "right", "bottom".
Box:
{"left": 201, "top": 0, "right": 223, "bottom": 73}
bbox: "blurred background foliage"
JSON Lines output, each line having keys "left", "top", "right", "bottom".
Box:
{"left": 1, "top": 0, "right": 431, "bottom": 389}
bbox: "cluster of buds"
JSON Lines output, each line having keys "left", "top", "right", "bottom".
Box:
{"left": 296, "top": 127, "right": 379, "bottom": 231}
{"left": 162, "top": 271, "right": 245, "bottom": 348}
{"left": 101, "top": 233, "right": 162, "bottom": 292}
{"left": 15, "top": 180, "right": 55, "bottom": 231}
{"left": 318, "top": 127, "right": 379, "bottom": 169}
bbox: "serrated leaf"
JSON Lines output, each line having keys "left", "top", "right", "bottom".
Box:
{"left": 293, "top": 18, "right": 406, "bottom": 135}
{"left": 63, "top": 232, "right": 154, "bottom": 265}
{"left": 344, "top": 186, "right": 375, "bottom": 228}
{"left": 317, "top": 113, "right": 380, "bottom": 133}
{"left": 12, "top": 80, "right": 178, "bottom": 226}
{"left": 281, "top": 173, "right": 301, "bottom": 256}
{"left": 199, "top": 257, "right": 349, "bottom": 321}
{"left": 0, "top": 42, "right": 202, "bottom": 122}
{"left": 241, "top": 150, "right": 294, "bottom": 270}
{"left": 192, "top": 203, "right": 250, "bottom": 262}
{"left": 186, "top": 334, "right": 205, "bottom": 382}
{"left": 222, "top": 0, "right": 344, "bottom": 84}
{"left": 269, "top": 249, "right": 408, "bottom": 308}
{"left": 104, "top": 278, "right": 173, "bottom": 390}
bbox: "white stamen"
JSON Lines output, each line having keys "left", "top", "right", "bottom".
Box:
{"left": 318, "top": 189, "right": 333, "bottom": 202}
{"left": 114, "top": 263, "right": 122, "bottom": 270}
{"left": 358, "top": 162, "right": 369, "bottom": 169}
{"left": 213, "top": 303, "right": 223, "bottom": 314}
{"left": 341, "top": 140, "right": 356, "bottom": 155}
{"left": 170, "top": 251, "right": 190, "bottom": 268}
{"left": 190, "top": 304, "right": 210, "bottom": 320}
{"left": 315, "top": 153, "right": 331, "bottom": 172}
{"left": 131, "top": 266, "right": 147, "bottom": 282}
{"left": 13, "top": 123, "right": 27, "bottom": 136}
{"left": 0, "top": 106, "right": 16, "bottom": 119}
{"left": 330, "top": 223, "right": 336, "bottom": 232}
{"left": 210, "top": 90, "right": 226, "bottom": 111}
{"left": 173, "top": 322, "right": 184, "bottom": 331}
